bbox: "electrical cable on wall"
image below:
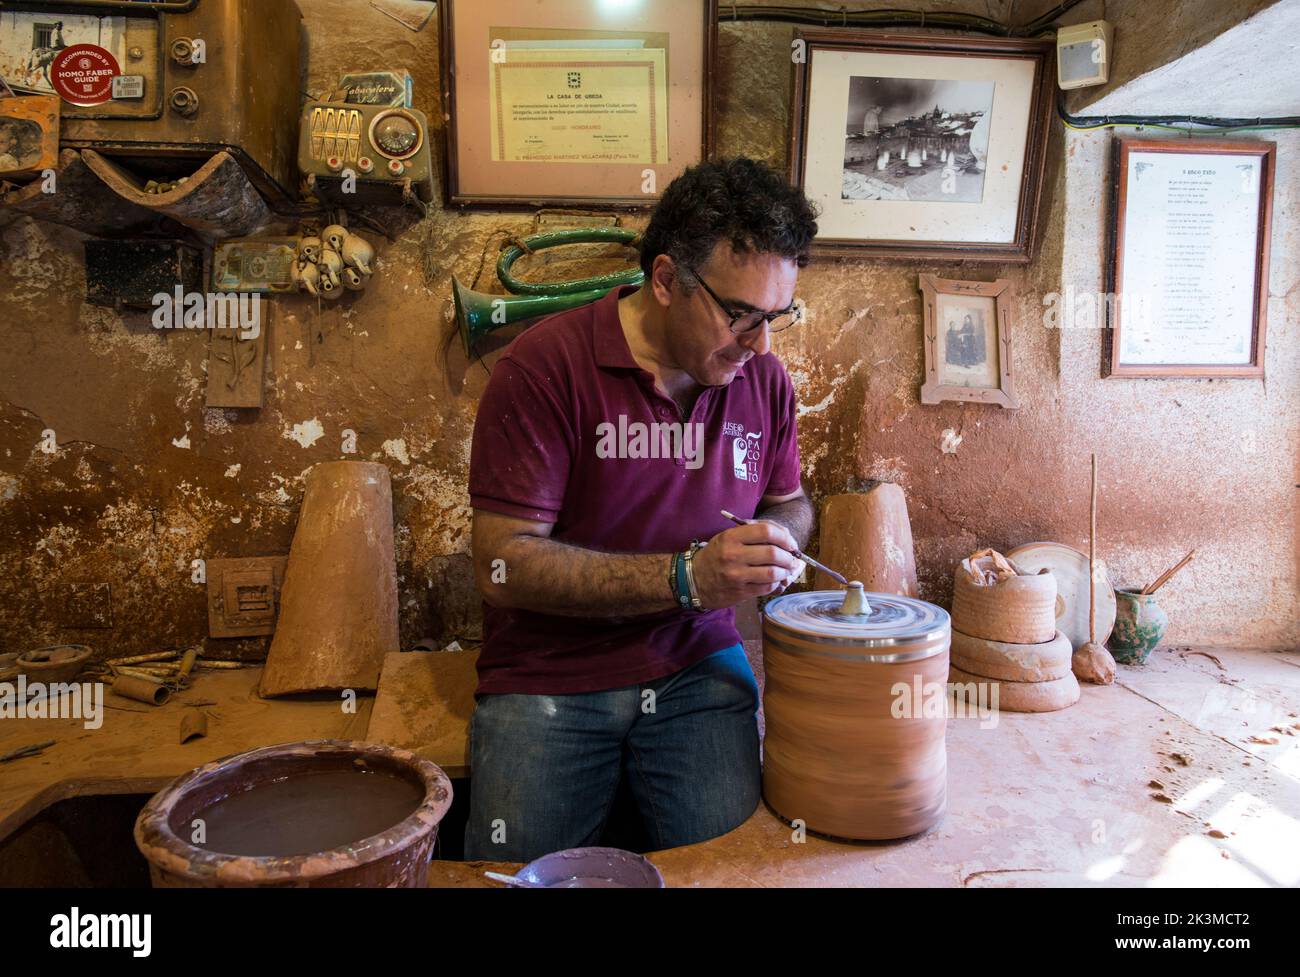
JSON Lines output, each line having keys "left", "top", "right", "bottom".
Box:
{"left": 1057, "top": 94, "right": 1300, "bottom": 134}
{"left": 723, "top": 4, "right": 1300, "bottom": 134}
{"left": 719, "top": 0, "right": 1086, "bottom": 36}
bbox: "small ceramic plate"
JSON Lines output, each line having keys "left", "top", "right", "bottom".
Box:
{"left": 1006, "top": 542, "right": 1116, "bottom": 651}
{"left": 517, "top": 846, "right": 665, "bottom": 888}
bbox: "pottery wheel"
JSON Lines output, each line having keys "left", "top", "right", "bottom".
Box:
{"left": 761, "top": 589, "right": 951, "bottom": 840}
{"left": 1007, "top": 542, "right": 1117, "bottom": 652}
{"left": 764, "top": 590, "right": 949, "bottom": 651}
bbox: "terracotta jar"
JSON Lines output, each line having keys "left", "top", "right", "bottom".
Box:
{"left": 814, "top": 486, "right": 919, "bottom": 597}
{"left": 1109, "top": 588, "right": 1169, "bottom": 665}
{"left": 259, "top": 461, "right": 400, "bottom": 697}
{"left": 951, "top": 561, "right": 1056, "bottom": 644}
{"left": 134, "top": 740, "right": 452, "bottom": 888}
{"left": 761, "top": 588, "right": 950, "bottom": 840}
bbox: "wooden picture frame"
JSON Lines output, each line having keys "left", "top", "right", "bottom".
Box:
{"left": 439, "top": 0, "right": 717, "bottom": 209}
{"left": 1105, "top": 138, "right": 1274, "bottom": 378}
{"left": 0, "top": 94, "right": 59, "bottom": 182}
{"left": 919, "top": 275, "right": 1018, "bottom": 408}
{"left": 789, "top": 30, "right": 1054, "bottom": 262}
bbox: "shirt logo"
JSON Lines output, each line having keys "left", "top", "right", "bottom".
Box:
{"left": 725, "top": 422, "right": 761, "bottom": 483}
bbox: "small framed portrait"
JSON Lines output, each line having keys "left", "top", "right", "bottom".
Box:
{"left": 920, "top": 275, "right": 1018, "bottom": 408}
{"left": 789, "top": 30, "right": 1054, "bottom": 262}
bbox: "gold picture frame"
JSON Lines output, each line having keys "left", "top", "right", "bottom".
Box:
{"left": 439, "top": 0, "right": 717, "bottom": 208}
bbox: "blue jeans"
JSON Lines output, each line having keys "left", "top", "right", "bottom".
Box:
{"left": 464, "top": 644, "right": 760, "bottom": 862}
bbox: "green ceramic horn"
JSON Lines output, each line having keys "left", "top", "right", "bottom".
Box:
{"left": 453, "top": 226, "right": 643, "bottom": 354}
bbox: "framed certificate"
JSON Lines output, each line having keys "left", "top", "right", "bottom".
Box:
{"left": 1106, "top": 138, "right": 1275, "bottom": 378}
{"left": 439, "top": 0, "right": 717, "bottom": 208}
{"left": 789, "top": 31, "right": 1054, "bottom": 262}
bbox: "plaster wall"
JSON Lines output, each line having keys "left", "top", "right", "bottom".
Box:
{"left": 0, "top": 0, "right": 1294, "bottom": 659}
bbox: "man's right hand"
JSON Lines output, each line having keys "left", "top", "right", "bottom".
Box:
{"left": 690, "top": 521, "right": 803, "bottom": 609}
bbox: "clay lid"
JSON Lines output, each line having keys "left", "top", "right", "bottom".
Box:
{"left": 764, "top": 590, "right": 949, "bottom": 658}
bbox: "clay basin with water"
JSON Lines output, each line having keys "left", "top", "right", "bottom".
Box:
{"left": 133, "top": 739, "right": 453, "bottom": 888}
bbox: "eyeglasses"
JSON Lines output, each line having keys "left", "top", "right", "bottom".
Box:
{"left": 685, "top": 265, "right": 803, "bottom": 335}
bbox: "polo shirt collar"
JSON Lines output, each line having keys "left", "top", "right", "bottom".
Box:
{"left": 593, "top": 284, "right": 747, "bottom": 379}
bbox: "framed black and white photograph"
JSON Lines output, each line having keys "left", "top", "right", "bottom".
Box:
{"left": 790, "top": 31, "right": 1054, "bottom": 262}
{"left": 841, "top": 76, "right": 993, "bottom": 204}
{"left": 920, "top": 275, "right": 1018, "bottom": 408}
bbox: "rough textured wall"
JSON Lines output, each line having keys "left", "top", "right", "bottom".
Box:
{"left": 0, "top": 0, "right": 1295, "bottom": 661}
{"left": 1053, "top": 0, "right": 1284, "bottom": 112}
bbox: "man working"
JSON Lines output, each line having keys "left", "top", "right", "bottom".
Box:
{"left": 466, "top": 157, "right": 820, "bottom": 861}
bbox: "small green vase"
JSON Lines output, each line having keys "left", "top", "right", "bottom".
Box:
{"left": 1110, "top": 588, "right": 1168, "bottom": 664}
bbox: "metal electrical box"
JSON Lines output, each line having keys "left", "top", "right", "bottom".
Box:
{"left": 298, "top": 100, "right": 435, "bottom": 206}
{"left": 0, "top": 0, "right": 304, "bottom": 209}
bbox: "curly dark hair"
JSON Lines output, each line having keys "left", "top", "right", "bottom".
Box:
{"left": 638, "top": 156, "right": 819, "bottom": 285}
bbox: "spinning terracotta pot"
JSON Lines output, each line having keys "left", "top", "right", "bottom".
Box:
{"left": 762, "top": 584, "right": 951, "bottom": 840}
{"left": 259, "top": 461, "right": 399, "bottom": 697}
{"left": 813, "top": 486, "right": 918, "bottom": 597}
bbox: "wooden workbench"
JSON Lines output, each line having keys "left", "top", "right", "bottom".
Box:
{"left": 0, "top": 667, "right": 374, "bottom": 845}
{"left": 3, "top": 645, "right": 1297, "bottom": 887}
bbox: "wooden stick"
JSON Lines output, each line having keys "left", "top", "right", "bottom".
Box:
{"left": 0, "top": 740, "right": 55, "bottom": 763}
{"left": 1142, "top": 549, "right": 1195, "bottom": 595}
{"left": 1088, "top": 453, "right": 1097, "bottom": 644}
{"left": 106, "top": 651, "right": 178, "bottom": 666}
{"left": 126, "top": 665, "right": 180, "bottom": 677}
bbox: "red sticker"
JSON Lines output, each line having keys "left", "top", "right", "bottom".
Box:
{"left": 51, "top": 44, "right": 121, "bottom": 106}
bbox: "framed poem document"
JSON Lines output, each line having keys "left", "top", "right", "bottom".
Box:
{"left": 440, "top": 0, "right": 717, "bottom": 208}
{"left": 1106, "top": 138, "right": 1274, "bottom": 378}
{"left": 919, "top": 275, "right": 1018, "bottom": 408}
{"left": 789, "top": 31, "right": 1054, "bottom": 262}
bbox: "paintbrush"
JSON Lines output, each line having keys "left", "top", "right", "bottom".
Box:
{"left": 719, "top": 510, "right": 849, "bottom": 585}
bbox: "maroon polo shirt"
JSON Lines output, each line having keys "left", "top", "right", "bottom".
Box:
{"left": 468, "top": 284, "right": 801, "bottom": 695}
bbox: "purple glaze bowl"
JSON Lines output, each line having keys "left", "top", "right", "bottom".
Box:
{"left": 517, "top": 846, "right": 665, "bottom": 888}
